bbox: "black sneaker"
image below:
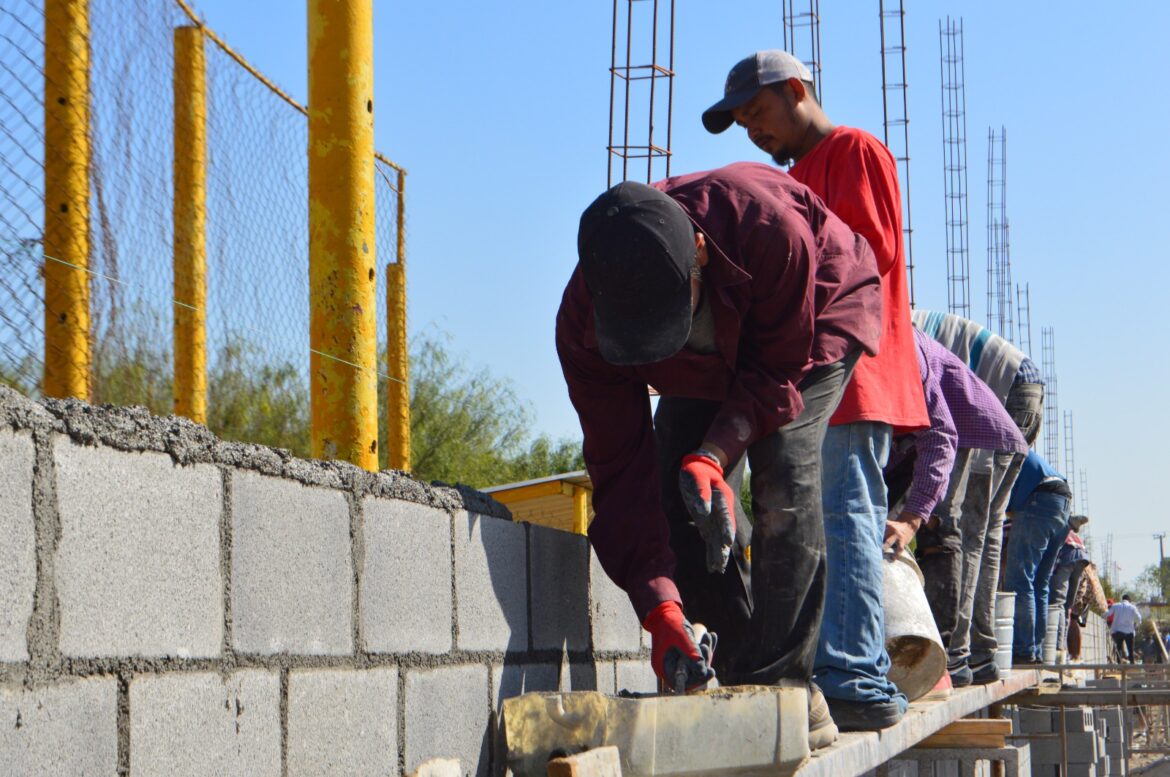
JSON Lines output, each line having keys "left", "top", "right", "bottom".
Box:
{"left": 824, "top": 697, "right": 905, "bottom": 732}
{"left": 949, "top": 663, "right": 973, "bottom": 687}
{"left": 970, "top": 662, "right": 999, "bottom": 685}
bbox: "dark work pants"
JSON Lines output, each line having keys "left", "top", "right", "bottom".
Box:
{"left": 1113, "top": 632, "right": 1136, "bottom": 663}
{"left": 654, "top": 352, "right": 858, "bottom": 686}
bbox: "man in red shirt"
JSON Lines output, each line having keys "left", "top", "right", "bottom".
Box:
{"left": 558, "top": 164, "right": 881, "bottom": 748}
{"left": 703, "top": 50, "right": 928, "bottom": 730}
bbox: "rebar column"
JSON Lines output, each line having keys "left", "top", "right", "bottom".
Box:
{"left": 43, "top": 0, "right": 91, "bottom": 400}
{"left": 173, "top": 25, "right": 207, "bottom": 423}
{"left": 385, "top": 166, "right": 410, "bottom": 471}
{"left": 308, "top": 0, "right": 378, "bottom": 470}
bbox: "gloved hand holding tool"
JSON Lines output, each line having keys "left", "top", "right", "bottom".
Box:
{"left": 679, "top": 450, "right": 737, "bottom": 573}
{"left": 642, "top": 601, "right": 718, "bottom": 693}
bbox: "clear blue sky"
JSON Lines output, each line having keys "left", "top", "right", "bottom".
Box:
{"left": 193, "top": 0, "right": 1169, "bottom": 589}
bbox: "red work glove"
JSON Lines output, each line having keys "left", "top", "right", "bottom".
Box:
{"left": 679, "top": 452, "right": 737, "bottom": 573}
{"left": 642, "top": 601, "right": 717, "bottom": 694}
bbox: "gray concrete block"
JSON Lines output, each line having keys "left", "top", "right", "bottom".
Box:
{"left": 615, "top": 659, "right": 657, "bottom": 694}
{"left": 405, "top": 664, "right": 491, "bottom": 777}
{"left": 1110, "top": 757, "right": 1127, "bottom": 776}
{"left": 528, "top": 525, "right": 589, "bottom": 652}
{"left": 1063, "top": 707, "right": 1095, "bottom": 732}
{"left": 1065, "top": 765, "right": 1097, "bottom": 777}
{"left": 1019, "top": 707, "right": 1054, "bottom": 733}
{"left": 0, "top": 678, "right": 117, "bottom": 775}
{"left": 1031, "top": 731, "right": 1099, "bottom": 764}
{"left": 493, "top": 663, "right": 559, "bottom": 712}
{"left": 361, "top": 498, "right": 452, "bottom": 654}
{"left": 232, "top": 470, "right": 352, "bottom": 655}
{"left": 0, "top": 429, "right": 34, "bottom": 661}
{"left": 560, "top": 662, "right": 609, "bottom": 693}
{"left": 454, "top": 512, "right": 528, "bottom": 652}
{"left": 1105, "top": 741, "right": 1124, "bottom": 757}
{"left": 1097, "top": 757, "right": 1110, "bottom": 777}
{"left": 130, "top": 670, "right": 280, "bottom": 777}
{"left": 288, "top": 668, "right": 398, "bottom": 777}
{"left": 55, "top": 440, "right": 223, "bottom": 657}
{"left": 589, "top": 549, "right": 642, "bottom": 653}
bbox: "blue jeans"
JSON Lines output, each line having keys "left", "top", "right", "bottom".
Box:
{"left": 815, "top": 421, "right": 906, "bottom": 711}
{"left": 1003, "top": 490, "right": 1071, "bottom": 661}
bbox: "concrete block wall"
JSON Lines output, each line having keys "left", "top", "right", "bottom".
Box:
{"left": 0, "top": 387, "right": 651, "bottom": 776}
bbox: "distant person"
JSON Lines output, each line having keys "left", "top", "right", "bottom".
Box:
{"left": 557, "top": 164, "right": 882, "bottom": 749}
{"left": 1048, "top": 523, "right": 1091, "bottom": 657}
{"left": 703, "top": 49, "right": 928, "bottom": 732}
{"left": 1001, "top": 452, "right": 1074, "bottom": 665}
{"left": 1107, "top": 595, "right": 1142, "bottom": 663}
{"left": 913, "top": 310, "right": 1044, "bottom": 685}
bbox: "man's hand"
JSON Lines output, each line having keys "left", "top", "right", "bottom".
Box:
{"left": 678, "top": 451, "right": 737, "bottom": 573}
{"left": 642, "top": 601, "right": 718, "bottom": 694}
{"left": 883, "top": 512, "right": 926, "bottom": 554}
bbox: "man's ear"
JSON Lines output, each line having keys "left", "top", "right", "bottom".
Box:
{"left": 786, "top": 77, "right": 807, "bottom": 103}
{"left": 694, "top": 232, "right": 709, "bottom": 267}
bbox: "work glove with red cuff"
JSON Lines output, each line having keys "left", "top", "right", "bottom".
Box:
{"left": 642, "top": 601, "right": 718, "bottom": 694}
{"left": 679, "top": 451, "right": 737, "bottom": 573}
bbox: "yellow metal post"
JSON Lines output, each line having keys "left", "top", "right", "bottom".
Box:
{"left": 307, "top": 0, "right": 378, "bottom": 470}
{"left": 385, "top": 168, "right": 410, "bottom": 470}
{"left": 173, "top": 26, "right": 207, "bottom": 423}
{"left": 572, "top": 486, "right": 590, "bottom": 536}
{"left": 43, "top": 0, "right": 91, "bottom": 400}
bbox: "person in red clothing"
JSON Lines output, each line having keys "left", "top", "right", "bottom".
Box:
{"left": 703, "top": 50, "right": 928, "bottom": 731}
{"left": 557, "top": 164, "right": 882, "bottom": 748}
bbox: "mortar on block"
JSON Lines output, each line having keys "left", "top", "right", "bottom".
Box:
{"left": 501, "top": 684, "right": 810, "bottom": 776}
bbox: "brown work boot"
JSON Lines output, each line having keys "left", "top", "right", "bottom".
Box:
{"left": 808, "top": 683, "right": 839, "bottom": 750}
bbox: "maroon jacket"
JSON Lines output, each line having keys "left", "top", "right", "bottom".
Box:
{"left": 556, "top": 162, "right": 882, "bottom": 619}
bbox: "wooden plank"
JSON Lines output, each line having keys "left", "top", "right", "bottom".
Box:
{"left": 934, "top": 719, "right": 1013, "bottom": 736}
{"left": 547, "top": 746, "right": 623, "bottom": 777}
{"left": 917, "top": 733, "right": 1005, "bottom": 749}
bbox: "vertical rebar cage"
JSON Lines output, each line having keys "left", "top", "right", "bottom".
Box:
{"left": 1041, "top": 326, "right": 1060, "bottom": 469}
{"left": 878, "top": 0, "right": 914, "bottom": 307}
{"left": 939, "top": 16, "right": 970, "bottom": 318}
{"left": 782, "top": 0, "right": 822, "bottom": 106}
{"left": 607, "top": 0, "right": 675, "bottom": 187}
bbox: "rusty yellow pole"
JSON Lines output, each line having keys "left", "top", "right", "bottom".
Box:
{"left": 307, "top": 0, "right": 378, "bottom": 470}
{"left": 43, "top": 0, "right": 91, "bottom": 400}
{"left": 385, "top": 168, "right": 410, "bottom": 470}
{"left": 173, "top": 26, "right": 207, "bottom": 423}
{"left": 572, "top": 486, "right": 590, "bottom": 536}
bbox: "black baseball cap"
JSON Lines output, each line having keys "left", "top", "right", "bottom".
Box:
{"left": 577, "top": 181, "right": 697, "bottom": 366}
{"left": 702, "top": 50, "right": 814, "bottom": 134}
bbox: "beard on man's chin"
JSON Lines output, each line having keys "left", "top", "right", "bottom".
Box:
{"left": 771, "top": 150, "right": 793, "bottom": 167}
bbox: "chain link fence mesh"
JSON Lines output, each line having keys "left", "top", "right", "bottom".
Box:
{"left": 0, "top": 0, "right": 405, "bottom": 460}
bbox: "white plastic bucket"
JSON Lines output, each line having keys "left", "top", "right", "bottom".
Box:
{"left": 883, "top": 550, "right": 947, "bottom": 701}
{"left": 1041, "top": 605, "right": 1063, "bottom": 665}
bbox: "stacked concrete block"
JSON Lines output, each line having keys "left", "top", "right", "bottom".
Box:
{"left": 130, "top": 670, "right": 281, "bottom": 776}
{"left": 232, "top": 470, "right": 353, "bottom": 655}
{"left": 528, "top": 524, "right": 589, "bottom": 652}
{"left": 55, "top": 442, "right": 224, "bottom": 658}
{"left": 360, "top": 498, "right": 453, "bottom": 654}
{"left": 287, "top": 668, "right": 398, "bottom": 777}
{"left": 588, "top": 549, "right": 643, "bottom": 653}
{"left": 0, "top": 678, "right": 118, "bottom": 775}
{"left": 1017, "top": 706, "right": 1105, "bottom": 777}
{"left": 454, "top": 512, "right": 529, "bottom": 651}
{"left": 1096, "top": 707, "right": 1128, "bottom": 777}
{"left": 405, "top": 664, "right": 491, "bottom": 777}
{"left": 0, "top": 429, "right": 34, "bottom": 661}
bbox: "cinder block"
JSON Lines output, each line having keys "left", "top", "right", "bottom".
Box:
{"left": 130, "top": 670, "right": 280, "bottom": 777}
{"left": 1110, "top": 757, "right": 1127, "bottom": 776}
{"left": 1031, "top": 731, "right": 1099, "bottom": 764}
{"left": 232, "top": 470, "right": 352, "bottom": 655}
{"left": 1019, "top": 707, "right": 1055, "bottom": 733}
{"left": 0, "top": 429, "right": 34, "bottom": 661}
{"left": 55, "top": 440, "right": 222, "bottom": 657}
{"left": 1065, "top": 765, "right": 1097, "bottom": 777}
{"left": 405, "top": 664, "right": 490, "bottom": 777}
{"left": 615, "top": 659, "right": 657, "bottom": 694}
{"left": 529, "top": 525, "right": 589, "bottom": 652}
{"left": 0, "top": 678, "right": 117, "bottom": 774}
{"left": 1063, "top": 707, "right": 1095, "bottom": 732}
{"left": 361, "top": 498, "right": 452, "bottom": 654}
{"left": 560, "top": 662, "right": 611, "bottom": 694}
{"left": 454, "top": 512, "right": 528, "bottom": 651}
{"left": 1097, "top": 757, "right": 1110, "bottom": 777}
{"left": 493, "top": 663, "right": 559, "bottom": 712}
{"left": 287, "top": 668, "right": 398, "bottom": 777}
{"left": 1105, "top": 741, "right": 1124, "bottom": 757}
{"left": 589, "top": 550, "right": 642, "bottom": 653}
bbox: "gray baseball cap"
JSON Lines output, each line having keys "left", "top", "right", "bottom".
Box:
{"left": 702, "top": 50, "right": 813, "bottom": 134}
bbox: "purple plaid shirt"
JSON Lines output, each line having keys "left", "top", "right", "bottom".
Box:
{"left": 895, "top": 330, "right": 1030, "bottom": 517}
